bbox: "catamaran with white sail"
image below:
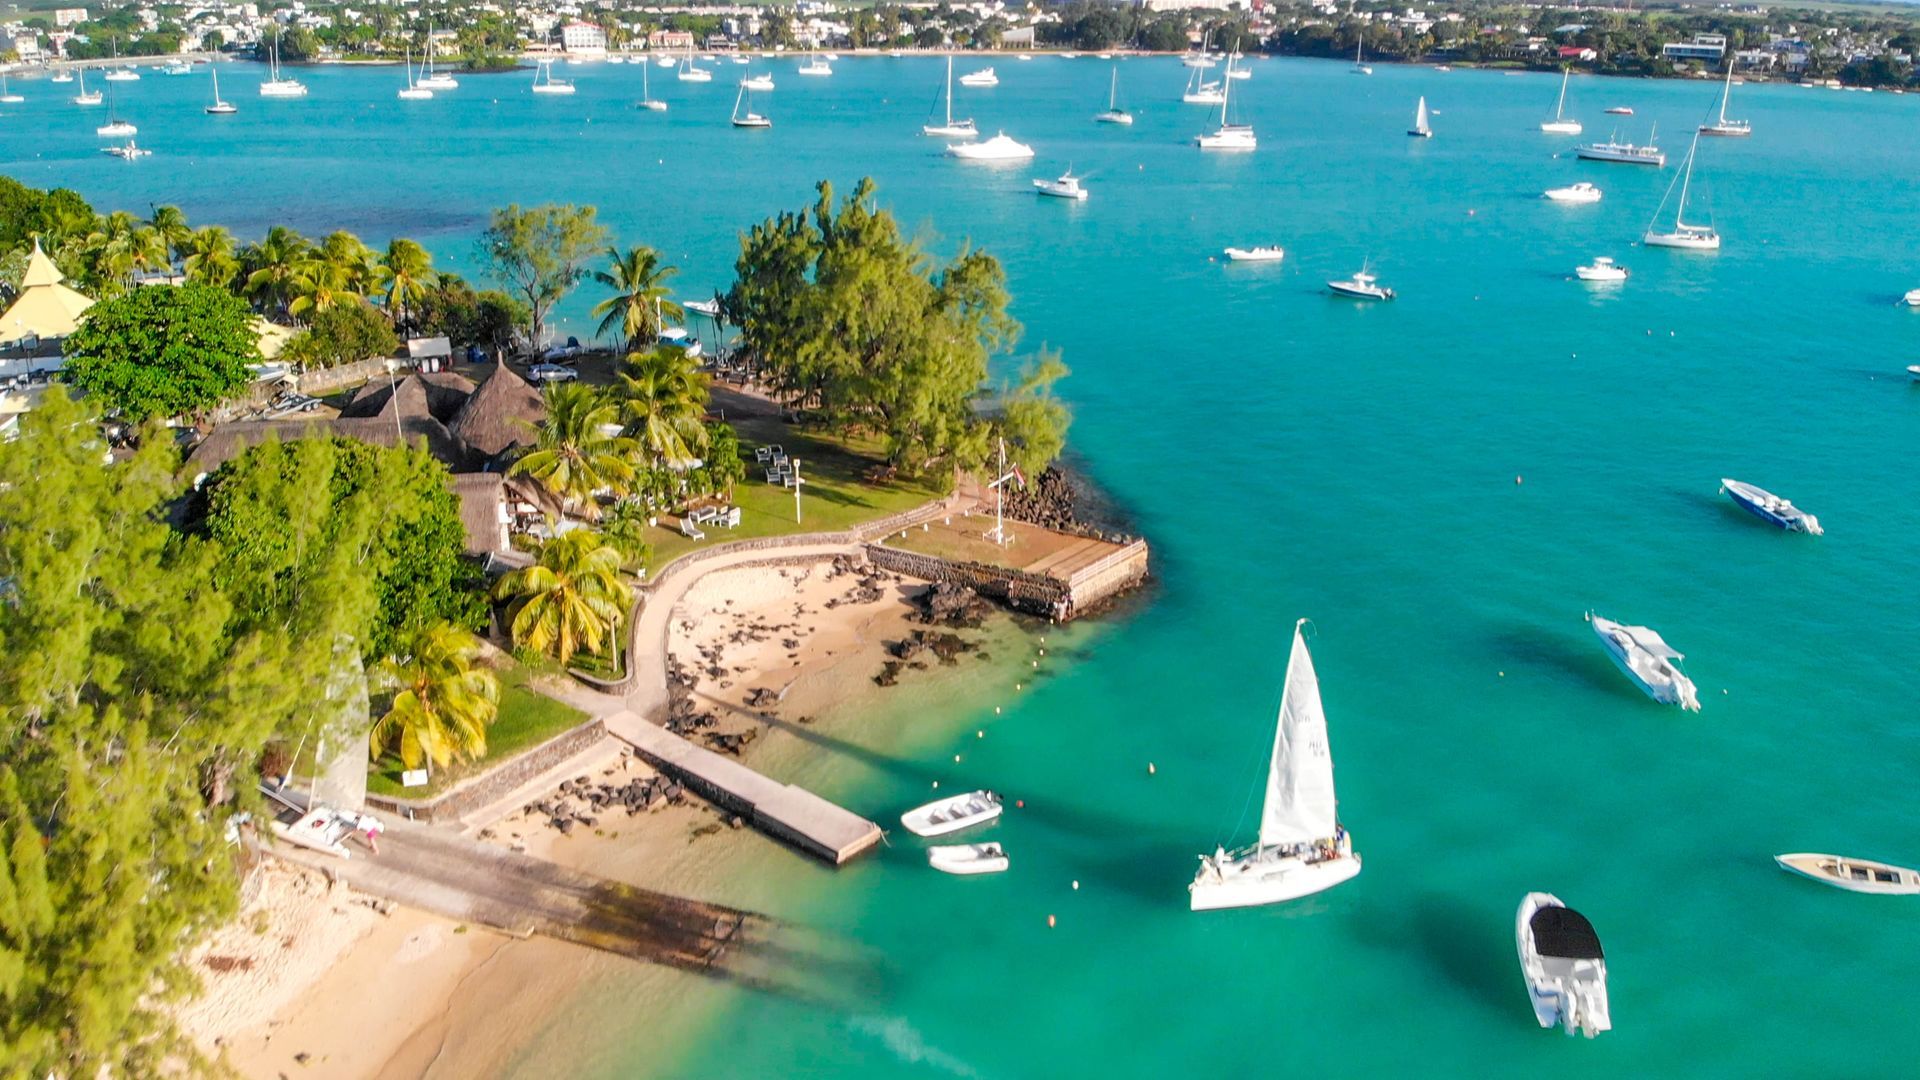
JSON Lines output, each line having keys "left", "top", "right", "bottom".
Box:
{"left": 259, "top": 32, "right": 308, "bottom": 97}
{"left": 1699, "top": 60, "right": 1749, "bottom": 137}
{"left": 1540, "top": 68, "right": 1581, "bottom": 134}
{"left": 922, "top": 57, "right": 977, "bottom": 137}
{"left": 1643, "top": 131, "right": 1719, "bottom": 250}
{"left": 1190, "top": 620, "right": 1360, "bottom": 911}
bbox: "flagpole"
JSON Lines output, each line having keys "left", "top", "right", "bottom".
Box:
{"left": 994, "top": 437, "right": 1006, "bottom": 547}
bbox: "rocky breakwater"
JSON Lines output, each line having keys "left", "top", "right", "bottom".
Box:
{"left": 874, "top": 582, "right": 995, "bottom": 687}
{"left": 1000, "top": 465, "right": 1135, "bottom": 544}
{"left": 511, "top": 756, "right": 689, "bottom": 837}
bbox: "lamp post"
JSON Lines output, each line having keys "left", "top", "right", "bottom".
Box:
{"left": 791, "top": 459, "right": 803, "bottom": 524}
{"left": 383, "top": 358, "right": 401, "bottom": 441}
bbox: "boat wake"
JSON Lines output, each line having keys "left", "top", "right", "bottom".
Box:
{"left": 850, "top": 1015, "right": 982, "bottom": 1078}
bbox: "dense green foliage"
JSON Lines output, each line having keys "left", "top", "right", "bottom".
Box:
{"left": 198, "top": 437, "right": 488, "bottom": 662}
{"left": 413, "top": 276, "right": 528, "bottom": 357}
{"left": 616, "top": 347, "right": 710, "bottom": 470}
{"left": 283, "top": 296, "right": 401, "bottom": 369}
{"left": 509, "top": 383, "right": 638, "bottom": 515}
{"left": 61, "top": 283, "right": 260, "bottom": 422}
{"left": 725, "top": 177, "right": 1067, "bottom": 479}
{"left": 370, "top": 623, "right": 499, "bottom": 771}
{"left": 477, "top": 203, "right": 608, "bottom": 351}
{"left": 493, "top": 530, "right": 633, "bottom": 667}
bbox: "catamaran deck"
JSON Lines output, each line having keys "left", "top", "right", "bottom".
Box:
{"left": 602, "top": 710, "right": 882, "bottom": 865}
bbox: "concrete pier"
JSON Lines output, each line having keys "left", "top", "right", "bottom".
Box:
{"left": 602, "top": 710, "right": 882, "bottom": 865}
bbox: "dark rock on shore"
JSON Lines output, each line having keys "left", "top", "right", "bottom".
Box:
{"left": 913, "top": 581, "right": 993, "bottom": 628}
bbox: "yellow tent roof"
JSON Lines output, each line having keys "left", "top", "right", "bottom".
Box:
{"left": 1, "top": 242, "right": 95, "bottom": 345}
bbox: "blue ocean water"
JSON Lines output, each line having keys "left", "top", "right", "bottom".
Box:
{"left": 7, "top": 56, "right": 1920, "bottom": 1077}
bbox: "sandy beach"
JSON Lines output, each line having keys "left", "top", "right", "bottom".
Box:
{"left": 187, "top": 553, "right": 1031, "bottom": 1078}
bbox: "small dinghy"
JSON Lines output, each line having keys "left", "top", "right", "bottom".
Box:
{"left": 1720, "top": 479, "right": 1822, "bottom": 535}
{"left": 1518, "top": 893, "right": 1611, "bottom": 1037}
{"left": 928, "top": 842, "right": 1009, "bottom": 875}
{"left": 901, "top": 790, "right": 1002, "bottom": 837}
{"left": 1775, "top": 853, "right": 1920, "bottom": 894}
{"left": 1589, "top": 613, "right": 1700, "bottom": 710}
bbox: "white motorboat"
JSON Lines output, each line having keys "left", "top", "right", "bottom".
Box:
{"left": 638, "top": 60, "right": 666, "bottom": 111}
{"left": 1699, "top": 60, "right": 1750, "bottom": 137}
{"left": 259, "top": 32, "right": 308, "bottom": 97}
{"left": 1909, "top": 364, "right": 1920, "bottom": 382}
{"left": 958, "top": 67, "right": 998, "bottom": 88}
{"left": 532, "top": 59, "right": 576, "bottom": 95}
{"left": 901, "top": 790, "right": 1002, "bottom": 837}
{"left": 1643, "top": 131, "right": 1719, "bottom": 251}
{"left": 1544, "top": 182, "right": 1603, "bottom": 204}
{"left": 1190, "top": 620, "right": 1361, "bottom": 911}
{"left": 1606, "top": 106, "right": 1634, "bottom": 115}
{"left": 741, "top": 71, "right": 774, "bottom": 91}
{"left": 261, "top": 785, "right": 379, "bottom": 860}
{"left": 1094, "top": 67, "right": 1132, "bottom": 124}
{"left": 105, "top": 69, "right": 139, "bottom": 83}
{"left": 1588, "top": 613, "right": 1700, "bottom": 710}
{"left": 731, "top": 82, "right": 771, "bottom": 128}
{"left": 1575, "top": 257, "right": 1628, "bottom": 282}
{"left": 418, "top": 22, "right": 459, "bottom": 89}
{"left": 1902, "top": 289, "right": 1920, "bottom": 307}
{"left": 1576, "top": 130, "right": 1665, "bottom": 166}
{"left": 797, "top": 53, "right": 832, "bottom": 77}
{"left": 51, "top": 70, "right": 74, "bottom": 84}
{"left": 1720, "top": 479, "right": 1822, "bottom": 535}
{"left": 205, "top": 62, "right": 236, "bottom": 114}
{"left": 1517, "top": 893, "right": 1611, "bottom": 1038}
{"left": 102, "top": 140, "right": 151, "bottom": 159}
{"left": 1195, "top": 54, "right": 1254, "bottom": 151}
{"left": 161, "top": 61, "right": 192, "bottom": 76}
{"left": 946, "top": 133, "right": 1034, "bottom": 161}
{"left": 1775, "top": 853, "right": 1920, "bottom": 895}
{"left": 1228, "top": 67, "right": 1250, "bottom": 81}
{"left": 1352, "top": 37, "right": 1373, "bottom": 76}
{"left": 1224, "top": 246, "right": 1285, "bottom": 263}
{"left": 398, "top": 46, "right": 433, "bottom": 99}
{"left": 1541, "top": 68, "right": 1581, "bottom": 133}
{"left": 928, "top": 842, "right": 1009, "bottom": 876}
{"left": 1033, "top": 169, "right": 1088, "bottom": 200}
{"left": 922, "top": 56, "right": 977, "bottom": 137}
{"left": 656, "top": 56, "right": 677, "bottom": 67}
{"left": 1328, "top": 266, "right": 1394, "bottom": 300}
{"left": 1408, "top": 96, "right": 1432, "bottom": 138}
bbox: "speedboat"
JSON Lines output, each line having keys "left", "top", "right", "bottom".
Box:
{"left": 1909, "top": 364, "right": 1920, "bottom": 382}
{"left": 1575, "top": 257, "right": 1628, "bottom": 282}
{"left": 1328, "top": 268, "right": 1394, "bottom": 301}
{"left": 1033, "top": 169, "right": 1088, "bottom": 200}
{"left": 1544, "top": 182, "right": 1603, "bottom": 204}
{"left": 1575, "top": 135, "right": 1665, "bottom": 166}
{"left": 1190, "top": 621, "right": 1361, "bottom": 911}
{"left": 1775, "top": 853, "right": 1920, "bottom": 895}
{"left": 1518, "top": 893, "right": 1611, "bottom": 1038}
{"left": 1224, "top": 246, "right": 1285, "bottom": 263}
{"left": 946, "top": 133, "right": 1034, "bottom": 161}
{"left": 1605, "top": 105, "right": 1634, "bottom": 115}
{"left": 161, "top": 61, "right": 192, "bottom": 76}
{"left": 1900, "top": 288, "right": 1920, "bottom": 307}
{"left": 901, "top": 790, "right": 1002, "bottom": 837}
{"left": 958, "top": 67, "right": 998, "bottom": 87}
{"left": 1720, "top": 479, "right": 1822, "bottom": 535}
{"left": 928, "top": 842, "right": 1009, "bottom": 876}
{"left": 1588, "top": 613, "right": 1700, "bottom": 710}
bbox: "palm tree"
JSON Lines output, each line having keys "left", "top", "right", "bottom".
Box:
{"left": 287, "top": 252, "right": 361, "bottom": 321}
{"left": 375, "top": 237, "right": 437, "bottom": 332}
{"left": 317, "top": 230, "right": 377, "bottom": 294}
{"left": 147, "top": 204, "right": 192, "bottom": 265}
{"left": 508, "top": 383, "right": 639, "bottom": 516}
{"left": 616, "top": 347, "right": 711, "bottom": 469}
{"left": 182, "top": 226, "right": 240, "bottom": 290}
{"left": 368, "top": 623, "right": 500, "bottom": 773}
{"left": 78, "top": 212, "right": 168, "bottom": 295}
{"left": 590, "top": 244, "right": 681, "bottom": 346}
{"left": 242, "top": 225, "right": 312, "bottom": 317}
{"left": 492, "top": 531, "right": 634, "bottom": 667}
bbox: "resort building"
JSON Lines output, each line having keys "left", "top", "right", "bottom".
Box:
{"left": 0, "top": 242, "right": 94, "bottom": 380}
{"left": 559, "top": 20, "right": 606, "bottom": 56}
{"left": 1663, "top": 34, "right": 1728, "bottom": 62}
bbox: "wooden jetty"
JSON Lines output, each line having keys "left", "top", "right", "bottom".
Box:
{"left": 602, "top": 710, "right": 883, "bottom": 865}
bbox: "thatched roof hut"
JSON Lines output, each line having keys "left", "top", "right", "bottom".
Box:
{"left": 182, "top": 415, "right": 462, "bottom": 482}
{"left": 340, "top": 371, "right": 476, "bottom": 425}
{"left": 450, "top": 359, "right": 546, "bottom": 466}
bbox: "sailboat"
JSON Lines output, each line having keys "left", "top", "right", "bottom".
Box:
{"left": 51, "top": 69, "right": 74, "bottom": 84}
{"left": 1643, "top": 131, "right": 1720, "bottom": 251}
{"left": 398, "top": 46, "right": 433, "bottom": 99}
{"left": 1352, "top": 36, "right": 1373, "bottom": 76}
{"left": 922, "top": 57, "right": 977, "bottom": 137}
{"left": 73, "top": 67, "right": 103, "bottom": 106}
{"left": 678, "top": 40, "right": 711, "bottom": 82}
{"left": 1194, "top": 53, "right": 1255, "bottom": 151}
{"left": 1540, "top": 68, "right": 1580, "bottom": 133}
{"left": 740, "top": 62, "right": 774, "bottom": 92}
{"left": 105, "top": 41, "right": 139, "bottom": 81}
{"left": 797, "top": 50, "right": 832, "bottom": 77}
{"left": 1095, "top": 67, "right": 1133, "bottom": 125}
{"left": 1408, "top": 96, "right": 1432, "bottom": 138}
{"left": 0, "top": 75, "right": 22, "bottom": 104}
{"left": 1182, "top": 63, "right": 1225, "bottom": 106}
{"left": 259, "top": 32, "right": 309, "bottom": 97}
{"left": 95, "top": 86, "right": 136, "bottom": 137}
{"left": 1699, "top": 60, "right": 1749, "bottom": 137}
{"left": 205, "top": 61, "right": 237, "bottom": 114}
{"left": 638, "top": 57, "right": 667, "bottom": 111}
{"left": 1190, "top": 620, "right": 1360, "bottom": 911}
{"left": 531, "top": 59, "right": 576, "bottom": 95}
{"left": 419, "top": 23, "right": 458, "bottom": 90}
{"left": 731, "top": 80, "right": 771, "bottom": 128}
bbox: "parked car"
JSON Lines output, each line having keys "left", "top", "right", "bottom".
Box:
{"left": 527, "top": 363, "right": 580, "bottom": 384}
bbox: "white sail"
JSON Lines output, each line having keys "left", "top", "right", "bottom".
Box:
{"left": 1414, "top": 97, "right": 1430, "bottom": 134}
{"left": 1259, "top": 623, "right": 1338, "bottom": 849}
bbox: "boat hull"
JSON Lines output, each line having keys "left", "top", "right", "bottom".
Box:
{"left": 1576, "top": 146, "right": 1665, "bottom": 166}
{"left": 1224, "top": 248, "right": 1285, "bottom": 262}
{"left": 928, "top": 844, "right": 1009, "bottom": 875}
{"left": 1328, "top": 283, "right": 1392, "bottom": 300}
{"left": 1643, "top": 231, "right": 1720, "bottom": 251}
{"left": 1540, "top": 121, "right": 1583, "bottom": 134}
{"left": 1189, "top": 851, "right": 1360, "bottom": 911}
{"left": 1775, "top": 853, "right": 1920, "bottom": 894}
{"left": 1698, "top": 124, "right": 1750, "bottom": 137}
{"left": 1517, "top": 893, "right": 1612, "bottom": 1037}
{"left": 1093, "top": 111, "right": 1133, "bottom": 125}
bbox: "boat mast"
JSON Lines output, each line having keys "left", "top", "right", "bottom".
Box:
{"left": 1719, "top": 60, "right": 1733, "bottom": 123}
{"left": 945, "top": 55, "right": 953, "bottom": 125}
{"left": 210, "top": 61, "right": 219, "bottom": 102}
{"left": 1109, "top": 68, "right": 1117, "bottom": 110}
{"left": 1675, "top": 131, "right": 1699, "bottom": 227}
{"left": 1219, "top": 52, "right": 1232, "bottom": 126}
{"left": 1556, "top": 69, "right": 1568, "bottom": 121}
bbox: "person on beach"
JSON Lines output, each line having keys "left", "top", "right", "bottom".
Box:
{"left": 356, "top": 815, "right": 383, "bottom": 855}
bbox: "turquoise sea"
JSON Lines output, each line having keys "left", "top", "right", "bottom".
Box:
{"left": 7, "top": 55, "right": 1920, "bottom": 1077}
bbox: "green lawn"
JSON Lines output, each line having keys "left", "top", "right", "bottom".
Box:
{"left": 643, "top": 418, "right": 946, "bottom": 571}
{"left": 365, "top": 659, "right": 588, "bottom": 800}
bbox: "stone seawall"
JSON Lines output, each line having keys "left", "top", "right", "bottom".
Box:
{"left": 365, "top": 717, "right": 607, "bottom": 824}
{"left": 864, "top": 538, "right": 1148, "bottom": 622}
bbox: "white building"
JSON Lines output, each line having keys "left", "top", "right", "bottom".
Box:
{"left": 52, "top": 7, "right": 89, "bottom": 27}
{"left": 1662, "top": 33, "right": 1727, "bottom": 61}
{"left": 559, "top": 20, "right": 605, "bottom": 56}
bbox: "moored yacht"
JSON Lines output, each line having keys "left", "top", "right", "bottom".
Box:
{"left": 1720, "top": 479, "right": 1822, "bottom": 534}
{"left": 1541, "top": 68, "right": 1581, "bottom": 133}
{"left": 1518, "top": 893, "right": 1611, "bottom": 1038}
{"left": 730, "top": 81, "right": 771, "bottom": 128}
{"left": 901, "top": 790, "right": 1002, "bottom": 837}
{"left": 1224, "top": 246, "right": 1285, "bottom": 262}
{"left": 1328, "top": 266, "right": 1394, "bottom": 300}
{"left": 0, "top": 75, "right": 23, "bottom": 103}
{"left": 1033, "top": 168, "right": 1089, "bottom": 200}
{"left": 923, "top": 57, "right": 977, "bottom": 137}
{"left": 677, "top": 43, "right": 712, "bottom": 82}
{"left": 741, "top": 68, "right": 774, "bottom": 92}
{"left": 205, "top": 62, "right": 236, "bottom": 114}
{"left": 1575, "top": 257, "right": 1628, "bottom": 282}
{"left": 1094, "top": 67, "right": 1132, "bottom": 124}
{"left": 1194, "top": 54, "right": 1254, "bottom": 150}
{"left": 398, "top": 46, "right": 433, "bottom": 99}
{"left": 1351, "top": 37, "right": 1372, "bottom": 75}
{"left": 1544, "top": 181, "right": 1603, "bottom": 203}
{"left": 1408, "top": 96, "right": 1432, "bottom": 138}
{"left": 418, "top": 22, "right": 459, "bottom": 89}
{"left": 638, "top": 59, "right": 666, "bottom": 111}
{"left": 1605, "top": 105, "right": 1634, "bottom": 115}
{"left": 1576, "top": 129, "right": 1664, "bottom": 166}
{"left": 532, "top": 59, "right": 576, "bottom": 94}
{"left": 102, "top": 140, "right": 152, "bottom": 159}
{"left": 259, "top": 33, "right": 308, "bottom": 97}
{"left": 1775, "top": 853, "right": 1920, "bottom": 894}
{"left": 797, "top": 52, "right": 833, "bottom": 77}
{"left": 72, "top": 68, "right": 102, "bottom": 105}
{"left": 958, "top": 66, "right": 998, "bottom": 87}
{"left": 947, "top": 132, "right": 1034, "bottom": 160}
{"left": 1190, "top": 620, "right": 1360, "bottom": 911}
{"left": 1699, "top": 60, "right": 1750, "bottom": 136}
{"left": 1643, "top": 131, "right": 1719, "bottom": 250}
{"left": 1588, "top": 613, "right": 1700, "bottom": 710}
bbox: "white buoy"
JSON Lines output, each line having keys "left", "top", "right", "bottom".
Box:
{"left": 1072, "top": 880, "right": 1080, "bottom": 890}
{"left": 1148, "top": 762, "right": 1156, "bottom": 775}
{"left": 954, "top": 754, "right": 961, "bottom": 763}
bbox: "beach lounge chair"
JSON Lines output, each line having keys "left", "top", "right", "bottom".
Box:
{"left": 678, "top": 517, "right": 706, "bottom": 541}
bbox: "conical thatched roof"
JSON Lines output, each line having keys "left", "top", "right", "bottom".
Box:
{"left": 0, "top": 241, "right": 94, "bottom": 345}
{"left": 340, "top": 371, "right": 476, "bottom": 424}
{"left": 450, "top": 359, "right": 546, "bottom": 463}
